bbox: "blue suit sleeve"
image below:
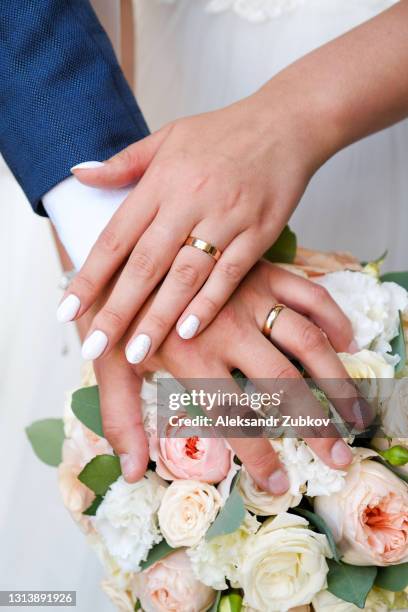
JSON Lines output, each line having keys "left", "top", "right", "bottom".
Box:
{"left": 0, "top": 0, "right": 150, "bottom": 215}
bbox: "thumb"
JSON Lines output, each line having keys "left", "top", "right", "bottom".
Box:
{"left": 71, "top": 126, "right": 170, "bottom": 188}
{"left": 96, "top": 354, "right": 149, "bottom": 482}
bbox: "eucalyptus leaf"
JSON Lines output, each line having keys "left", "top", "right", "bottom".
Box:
{"left": 206, "top": 477, "right": 245, "bottom": 541}
{"left": 263, "top": 225, "right": 297, "bottom": 264}
{"left": 389, "top": 311, "right": 407, "bottom": 375}
{"left": 293, "top": 508, "right": 341, "bottom": 562}
{"left": 140, "top": 539, "right": 174, "bottom": 571}
{"left": 209, "top": 591, "right": 222, "bottom": 612}
{"left": 71, "top": 386, "right": 104, "bottom": 437}
{"left": 78, "top": 454, "right": 121, "bottom": 495}
{"left": 25, "top": 418, "right": 64, "bottom": 466}
{"left": 375, "top": 562, "right": 408, "bottom": 592}
{"left": 83, "top": 495, "right": 104, "bottom": 516}
{"left": 381, "top": 271, "right": 408, "bottom": 291}
{"left": 327, "top": 560, "right": 377, "bottom": 609}
{"left": 219, "top": 593, "right": 243, "bottom": 612}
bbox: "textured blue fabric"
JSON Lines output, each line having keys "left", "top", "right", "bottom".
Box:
{"left": 0, "top": 0, "right": 150, "bottom": 216}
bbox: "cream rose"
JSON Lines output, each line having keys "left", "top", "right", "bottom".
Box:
{"left": 312, "top": 587, "right": 408, "bottom": 611}
{"left": 150, "top": 420, "right": 233, "bottom": 483}
{"left": 187, "top": 511, "right": 260, "bottom": 590}
{"left": 238, "top": 465, "right": 301, "bottom": 515}
{"left": 239, "top": 513, "right": 331, "bottom": 611}
{"left": 158, "top": 480, "right": 222, "bottom": 547}
{"left": 94, "top": 472, "right": 167, "bottom": 572}
{"left": 339, "top": 350, "right": 394, "bottom": 380}
{"left": 376, "top": 378, "right": 408, "bottom": 439}
{"left": 134, "top": 550, "right": 216, "bottom": 612}
{"left": 315, "top": 452, "right": 408, "bottom": 565}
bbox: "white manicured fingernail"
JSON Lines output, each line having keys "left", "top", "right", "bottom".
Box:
{"left": 126, "top": 334, "right": 151, "bottom": 364}
{"left": 178, "top": 314, "right": 200, "bottom": 339}
{"left": 71, "top": 160, "right": 105, "bottom": 172}
{"left": 56, "top": 294, "right": 80, "bottom": 323}
{"left": 81, "top": 330, "right": 108, "bottom": 360}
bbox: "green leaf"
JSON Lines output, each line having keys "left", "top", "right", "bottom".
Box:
{"left": 25, "top": 418, "right": 64, "bottom": 466}
{"left": 140, "top": 539, "right": 174, "bottom": 571}
{"left": 379, "top": 444, "right": 408, "bottom": 466}
{"left": 134, "top": 600, "right": 141, "bottom": 611}
{"left": 381, "top": 271, "right": 408, "bottom": 292}
{"left": 263, "top": 225, "right": 297, "bottom": 264}
{"left": 78, "top": 454, "right": 121, "bottom": 495}
{"left": 293, "top": 508, "right": 341, "bottom": 562}
{"left": 375, "top": 563, "right": 408, "bottom": 592}
{"left": 389, "top": 311, "right": 407, "bottom": 375}
{"left": 83, "top": 495, "right": 104, "bottom": 516}
{"left": 361, "top": 250, "right": 388, "bottom": 277}
{"left": 209, "top": 591, "right": 222, "bottom": 612}
{"left": 71, "top": 386, "right": 104, "bottom": 437}
{"left": 219, "top": 593, "right": 243, "bottom": 612}
{"left": 206, "top": 477, "right": 245, "bottom": 541}
{"left": 327, "top": 560, "right": 377, "bottom": 609}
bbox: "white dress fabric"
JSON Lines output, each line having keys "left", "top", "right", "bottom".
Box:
{"left": 0, "top": 1, "right": 406, "bottom": 611}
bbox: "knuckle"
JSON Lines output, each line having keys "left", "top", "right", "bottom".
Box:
{"left": 97, "top": 307, "right": 125, "bottom": 330}
{"left": 115, "top": 146, "right": 135, "bottom": 167}
{"left": 245, "top": 452, "right": 277, "bottom": 476}
{"left": 301, "top": 323, "right": 328, "bottom": 353}
{"left": 172, "top": 263, "right": 200, "bottom": 287}
{"left": 269, "top": 363, "right": 299, "bottom": 380}
{"left": 146, "top": 311, "right": 169, "bottom": 334}
{"left": 127, "top": 252, "right": 156, "bottom": 279}
{"left": 310, "top": 283, "right": 331, "bottom": 304}
{"left": 98, "top": 228, "right": 122, "bottom": 255}
{"left": 71, "top": 273, "right": 96, "bottom": 296}
{"left": 101, "top": 420, "right": 124, "bottom": 445}
{"left": 217, "top": 261, "right": 243, "bottom": 284}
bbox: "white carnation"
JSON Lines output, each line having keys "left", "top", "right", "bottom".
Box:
{"left": 315, "top": 271, "right": 408, "bottom": 358}
{"left": 272, "top": 438, "right": 346, "bottom": 497}
{"left": 187, "top": 512, "right": 260, "bottom": 590}
{"left": 158, "top": 480, "right": 222, "bottom": 547}
{"left": 94, "top": 472, "right": 167, "bottom": 572}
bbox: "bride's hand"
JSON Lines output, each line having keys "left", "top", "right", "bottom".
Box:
{"left": 92, "top": 262, "right": 370, "bottom": 493}
{"left": 66, "top": 91, "right": 325, "bottom": 364}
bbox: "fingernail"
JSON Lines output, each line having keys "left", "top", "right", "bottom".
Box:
{"left": 347, "top": 340, "right": 359, "bottom": 354}
{"left": 71, "top": 160, "right": 105, "bottom": 172}
{"left": 56, "top": 294, "right": 80, "bottom": 323}
{"left": 81, "top": 330, "right": 108, "bottom": 360}
{"left": 178, "top": 314, "right": 200, "bottom": 340}
{"left": 331, "top": 439, "right": 353, "bottom": 467}
{"left": 120, "top": 454, "right": 136, "bottom": 480}
{"left": 267, "top": 469, "right": 290, "bottom": 495}
{"left": 353, "top": 398, "right": 373, "bottom": 430}
{"left": 126, "top": 334, "right": 151, "bottom": 364}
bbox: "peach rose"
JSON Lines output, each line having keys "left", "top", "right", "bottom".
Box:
{"left": 58, "top": 393, "right": 113, "bottom": 530}
{"left": 134, "top": 550, "right": 216, "bottom": 612}
{"left": 290, "top": 247, "right": 362, "bottom": 278}
{"left": 315, "top": 450, "right": 408, "bottom": 565}
{"left": 150, "top": 417, "right": 233, "bottom": 483}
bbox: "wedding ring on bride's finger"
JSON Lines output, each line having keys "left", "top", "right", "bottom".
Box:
{"left": 262, "top": 303, "right": 286, "bottom": 338}
{"left": 184, "top": 235, "right": 222, "bottom": 261}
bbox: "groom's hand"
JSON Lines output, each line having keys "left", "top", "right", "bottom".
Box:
{"left": 90, "top": 262, "right": 366, "bottom": 493}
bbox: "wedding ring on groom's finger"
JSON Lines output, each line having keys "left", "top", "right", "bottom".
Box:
{"left": 262, "top": 303, "right": 286, "bottom": 338}
{"left": 184, "top": 235, "right": 222, "bottom": 261}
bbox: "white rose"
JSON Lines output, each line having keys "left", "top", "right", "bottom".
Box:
{"left": 100, "top": 579, "right": 135, "bottom": 612}
{"left": 94, "top": 472, "right": 167, "bottom": 572}
{"left": 238, "top": 465, "right": 301, "bottom": 515}
{"left": 187, "top": 511, "right": 260, "bottom": 590}
{"left": 272, "top": 438, "right": 346, "bottom": 498}
{"left": 376, "top": 378, "right": 408, "bottom": 439}
{"left": 315, "top": 271, "right": 408, "bottom": 357}
{"left": 313, "top": 587, "right": 408, "bottom": 611}
{"left": 158, "top": 480, "right": 222, "bottom": 547}
{"left": 240, "top": 513, "right": 331, "bottom": 611}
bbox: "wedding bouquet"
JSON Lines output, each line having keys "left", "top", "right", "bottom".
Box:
{"left": 27, "top": 235, "right": 408, "bottom": 612}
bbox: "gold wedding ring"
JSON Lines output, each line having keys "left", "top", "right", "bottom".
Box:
{"left": 262, "top": 304, "right": 286, "bottom": 337}
{"left": 184, "top": 236, "right": 222, "bottom": 261}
